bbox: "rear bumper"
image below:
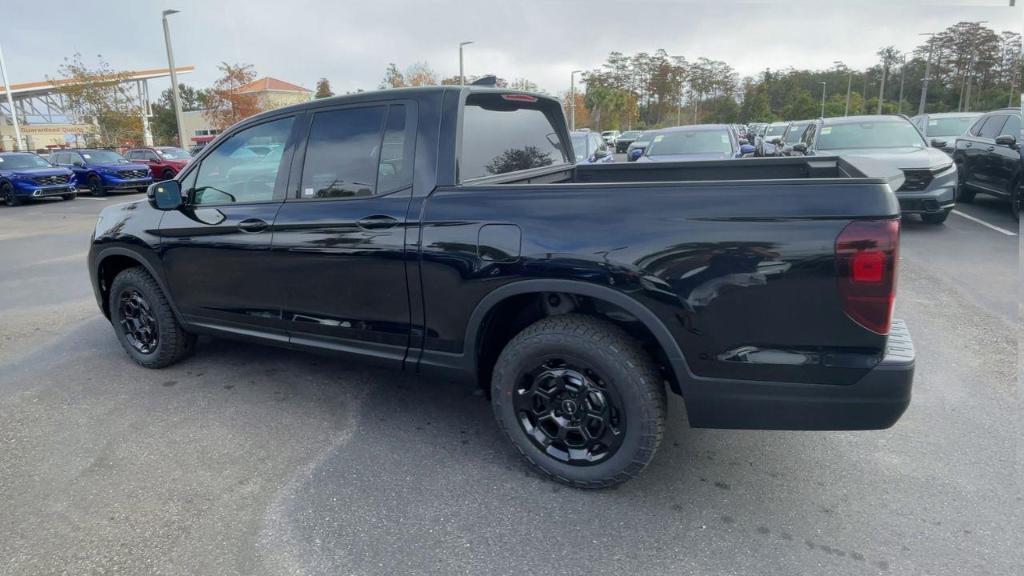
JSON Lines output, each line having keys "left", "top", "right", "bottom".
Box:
{"left": 684, "top": 319, "right": 915, "bottom": 430}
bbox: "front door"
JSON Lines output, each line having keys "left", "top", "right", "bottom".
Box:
{"left": 272, "top": 102, "right": 416, "bottom": 366}
{"left": 158, "top": 114, "right": 298, "bottom": 337}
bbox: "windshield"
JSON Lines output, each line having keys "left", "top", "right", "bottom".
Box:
{"left": 81, "top": 150, "right": 128, "bottom": 164}
{"left": 646, "top": 129, "right": 734, "bottom": 156}
{"left": 924, "top": 116, "right": 978, "bottom": 137}
{"left": 620, "top": 131, "right": 641, "bottom": 139}
{"left": 817, "top": 120, "right": 926, "bottom": 150}
{"left": 785, "top": 123, "right": 810, "bottom": 143}
{"left": 765, "top": 124, "right": 788, "bottom": 137}
{"left": 157, "top": 147, "right": 191, "bottom": 159}
{"left": 570, "top": 134, "right": 590, "bottom": 161}
{"left": 0, "top": 153, "right": 53, "bottom": 170}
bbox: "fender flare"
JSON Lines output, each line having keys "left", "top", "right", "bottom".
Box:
{"left": 463, "top": 278, "right": 691, "bottom": 394}
{"left": 92, "top": 245, "right": 183, "bottom": 322}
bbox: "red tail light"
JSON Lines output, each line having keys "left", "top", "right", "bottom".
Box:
{"left": 501, "top": 93, "right": 538, "bottom": 102}
{"left": 835, "top": 219, "right": 899, "bottom": 335}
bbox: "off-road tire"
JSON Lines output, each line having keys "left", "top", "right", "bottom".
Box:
{"left": 109, "top": 267, "right": 195, "bottom": 368}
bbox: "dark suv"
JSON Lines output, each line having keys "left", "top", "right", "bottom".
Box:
{"left": 952, "top": 108, "right": 1021, "bottom": 219}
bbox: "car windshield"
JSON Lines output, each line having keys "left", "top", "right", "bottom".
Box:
{"left": 817, "top": 120, "right": 926, "bottom": 150}
{"left": 620, "top": 131, "right": 641, "bottom": 139}
{"left": 81, "top": 150, "right": 128, "bottom": 164}
{"left": 0, "top": 153, "right": 52, "bottom": 169}
{"left": 785, "top": 123, "right": 810, "bottom": 143}
{"left": 570, "top": 134, "right": 590, "bottom": 161}
{"left": 765, "top": 124, "right": 788, "bottom": 137}
{"left": 924, "top": 116, "right": 978, "bottom": 137}
{"left": 646, "top": 129, "right": 733, "bottom": 156}
{"left": 157, "top": 147, "right": 191, "bottom": 159}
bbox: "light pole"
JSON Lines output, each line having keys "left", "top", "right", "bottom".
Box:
{"left": 835, "top": 61, "right": 852, "bottom": 117}
{"left": 918, "top": 32, "right": 935, "bottom": 115}
{"left": 459, "top": 41, "right": 473, "bottom": 85}
{"left": 162, "top": 9, "right": 185, "bottom": 147}
{"left": 896, "top": 55, "right": 906, "bottom": 115}
{"left": 569, "top": 69, "right": 582, "bottom": 132}
{"left": 819, "top": 82, "right": 827, "bottom": 118}
{"left": 0, "top": 42, "right": 23, "bottom": 150}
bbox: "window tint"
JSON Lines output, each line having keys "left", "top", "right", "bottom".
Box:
{"left": 378, "top": 105, "right": 413, "bottom": 194}
{"left": 978, "top": 115, "right": 1008, "bottom": 140}
{"left": 925, "top": 116, "right": 978, "bottom": 137}
{"left": 460, "top": 96, "right": 567, "bottom": 181}
{"left": 300, "top": 106, "right": 386, "bottom": 199}
{"left": 192, "top": 115, "right": 293, "bottom": 205}
{"left": 998, "top": 114, "right": 1019, "bottom": 139}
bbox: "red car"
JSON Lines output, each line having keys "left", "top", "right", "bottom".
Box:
{"left": 125, "top": 146, "right": 192, "bottom": 181}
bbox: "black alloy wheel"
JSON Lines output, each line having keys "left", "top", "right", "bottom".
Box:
{"left": 118, "top": 289, "right": 159, "bottom": 354}
{"left": 88, "top": 174, "right": 106, "bottom": 196}
{"left": 1, "top": 182, "right": 20, "bottom": 206}
{"left": 162, "top": 169, "right": 175, "bottom": 181}
{"left": 513, "top": 358, "right": 626, "bottom": 466}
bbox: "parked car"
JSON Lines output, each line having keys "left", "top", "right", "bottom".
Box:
{"left": 0, "top": 152, "right": 77, "bottom": 206}
{"left": 779, "top": 120, "right": 813, "bottom": 155}
{"left": 626, "top": 130, "right": 657, "bottom": 161}
{"left": 636, "top": 124, "right": 743, "bottom": 162}
{"left": 799, "top": 115, "right": 957, "bottom": 224}
{"left": 50, "top": 149, "right": 152, "bottom": 196}
{"left": 615, "top": 130, "right": 643, "bottom": 153}
{"left": 125, "top": 146, "right": 192, "bottom": 181}
{"left": 570, "top": 131, "right": 614, "bottom": 164}
{"left": 952, "top": 108, "right": 1021, "bottom": 219}
{"left": 757, "top": 121, "right": 790, "bottom": 156}
{"left": 89, "top": 86, "right": 913, "bottom": 488}
{"left": 910, "top": 112, "right": 982, "bottom": 156}
{"left": 600, "top": 130, "right": 621, "bottom": 146}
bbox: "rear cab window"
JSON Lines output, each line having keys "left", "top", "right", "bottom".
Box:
{"left": 459, "top": 92, "right": 569, "bottom": 182}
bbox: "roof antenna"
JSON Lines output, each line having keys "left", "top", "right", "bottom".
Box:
{"left": 470, "top": 75, "right": 497, "bottom": 86}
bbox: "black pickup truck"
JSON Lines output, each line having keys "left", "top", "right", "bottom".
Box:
{"left": 89, "top": 87, "right": 914, "bottom": 488}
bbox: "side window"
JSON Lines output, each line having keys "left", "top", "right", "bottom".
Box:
{"left": 192, "top": 115, "right": 294, "bottom": 206}
{"left": 999, "top": 114, "right": 1020, "bottom": 139}
{"left": 146, "top": 152, "right": 160, "bottom": 162}
{"left": 300, "top": 105, "right": 386, "bottom": 199}
{"left": 459, "top": 94, "right": 569, "bottom": 181}
{"left": 125, "top": 151, "right": 137, "bottom": 160}
{"left": 978, "top": 115, "right": 1008, "bottom": 140}
{"left": 378, "top": 105, "right": 414, "bottom": 194}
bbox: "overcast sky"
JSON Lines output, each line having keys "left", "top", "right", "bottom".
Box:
{"left": 1, "top": 0, "right": 1020, "bottom": 99}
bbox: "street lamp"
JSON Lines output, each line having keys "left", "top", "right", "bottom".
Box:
{"left": 918, "top": 32, "right": 935, "bottom": 115}
{"left": 459, "top": 41, "right": 473, "bottom": 85}
{"left": 819, "top": 81, "right": 827, "bottom": 118}
{"left": 835, "top": 60, "right": 852, "bottom": 117}
{"left": 0, "top": 42, "right": 23, "bottom": 150}
{"left": 569, "top": 69, "right": 582, "bottom": 132}
{"left": 162, "top": 9, "right": 185, "bottom": 147}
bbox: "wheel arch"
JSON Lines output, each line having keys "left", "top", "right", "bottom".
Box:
{"left": 464, "top": 279, "right": 691, "bottom": 396}
{"left": 93, "top": 247, "right": 180, "bottom": 322}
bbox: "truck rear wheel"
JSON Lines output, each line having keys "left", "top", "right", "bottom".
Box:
{"left": 109, "top": 267, "right": 195, "bottom": 368}
{"left": 491, "top": 314, "right": 666, "bottom": 488}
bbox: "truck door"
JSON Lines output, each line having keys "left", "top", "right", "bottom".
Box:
{"left": 272, "top": 102, "right": 416, "bottom": 367}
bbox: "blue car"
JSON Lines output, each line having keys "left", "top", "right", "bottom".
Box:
{"left": 49, "top": 149, "right": 152, "bottom": 196}
{"left": 570, "top": 130, "right": 615, "bottom": 164}
{"left": 636, "top": 124, "right": 745, "bottom": 163}
{"left": 0, "top": 152, "right": 78, "bottom": 206}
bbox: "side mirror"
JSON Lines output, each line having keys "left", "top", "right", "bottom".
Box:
{"left": 738, "top": 138, "right": 749, "bottom": 145}
{"left": 930, "top": 138, "right": 948, "bottom": 149}
{"left": 792, "top": 143, "right": 807, "bottom": 153}
{"left": 740, "top": 144, "right": 755, "bottom": 155}
{"left": 73, "top": 160, "right": 86, "bottom": 167}
{"left": 148, "top": 180, "right": 182, "bottom": 211}
{"left": 770, "top": 137, "right": 781, "bottom": 145}
{"left": 995, "top": 134, "right": 1017, "bottom": 147}
{"left": 594, "top": 147, "right": 609, "bottom": 158}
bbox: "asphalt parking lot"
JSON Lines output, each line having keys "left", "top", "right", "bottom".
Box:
{"left": 0, "top": 190, "right": 1020, "bottom": 575}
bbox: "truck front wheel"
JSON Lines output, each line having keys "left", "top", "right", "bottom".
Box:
{"left": 491, "top": 314, "right": 666, "bottom": 488}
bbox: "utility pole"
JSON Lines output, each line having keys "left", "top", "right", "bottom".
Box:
{"left": 569, "top": 69, "right": 582, "bottom": 131}
{"left": 162, "top": 9, "right": 185, "bottom": 148}
{"left": 819, "top": 82, "right": 827, "bottom": 118}
{"left": 918, "top": 33, "right": 935, "bottom": 115}
{"left": 0, "top": 42, "right": 23, "bottom": 150}
{"left": 459, "top": 41, "right": 473, "bottom": 86}
{"left": 897, "top": 55, "right": 906, "bottom": 115}
{"left": 835, "top": 62, "right": 853, "bottom": 116}
{"left": 877, "top": 58, "right": 888, "bottom": 114}
{"left": 862, "top": 74, "right": 869, "bottom": 114}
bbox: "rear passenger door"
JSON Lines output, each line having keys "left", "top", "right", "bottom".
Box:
{"left": 272, "top": 102, "right": 416, "bottom": 366}
{"left": 964, "top": 114, "right": 1006, "bottom": 191}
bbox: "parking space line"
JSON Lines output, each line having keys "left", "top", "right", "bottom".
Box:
{"left": 951, "top": 210, "right": 1017, "bottom": 236}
